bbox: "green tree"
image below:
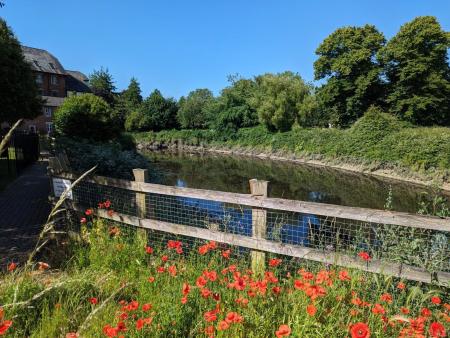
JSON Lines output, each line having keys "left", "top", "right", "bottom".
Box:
{"left": 253, "top": 71, "right": 309, "bottom": 131}
{"left": 89, "top": 67, "right": 116, "bottom": 106}
{"left": 378, "top": 16, "right": 450, "bottom": 126}
{"left": 208, "top": 76, "right": 259, "bottom": 134}
{"left": 177, "top": 88, "right": 213, "bottom": 129}
{"left": 0, "top": 18, "right": 42, "bottom": 124}
{"left": 54, "top": 94, "right": 118, "bottom": 140}
{"left": 125, "top": 89, "right": 178, "bottom": 131}
{"left": 314, "top": 25, "right": 386, "bottom": 127}
{"left": 114, "top": 77, "right": 143, "bottom": 129}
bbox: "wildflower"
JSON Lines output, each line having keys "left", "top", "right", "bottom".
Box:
{"left": 305, "top": 284, "right": 326, "bottom": 300}
{"left": 157, "top": 266, "right": 165, "bottom": 273}
{"left": 65, "top": 333, "right": 79, "bottom": 338}
{"left": 205, "top": 326, "right": 215, "bottom": 335}
{"left": 235, "top": 297, "right": 249, "bottom": 307}
{"left": 142, "top": 303, "right": 152, "bottom": 311}
{"left": 350, "top": 309, "right": 359, "bottom": 316}
{"left": 7, "top": 262, "right": 17, "bottom": 272}
{"left": 397, "top": 282, "right": 406, "bottom": 290}
{"left": 272, "top": 286, "right": 281, "bottom": 295}
{"left": 181, "top": 296, "right": 188, "bottom": 304}
{"left": 269, "top": 258, "right": 282, "bottom": 267}
{"left": 198, "top": 244, "right": 209, "bottom": 255}
{"left": 80, "top": 217, "right": 87, "bottom": 224}
{"left": 307, "top": 304, "right": 317, "bottom": 316}
{"left": 400, "top": 307, "right": 410, "bottom": 314}
{"left": 201, "top": 288, "right": 212, "bottom": 299}
{"left": 182, "top": 283, "right": 190, "bottom": 296}
{"left": 421, "top": 308, "right": 432, "bottom": 317}
{"left": 89, "top": 297, "right": 98, "bottom": 305}
{"left": 222, "top": 249, "right": 231, "bottom": 259}
{"left": 102, "top": 325, "right": 118, "bottom": 337}
{"left": 339, "top": 270, "right": 351, "bottom": 281}
{"left": 265, "top": 271, "right": 279, "bottom": 284}
{"left": 299, "top": 269, "right": 314, "bottom": 280}
{"left": 275, "top": 324, "right": 291, "bottom": 337}
{"left": 104, "top": 200, "right": 111, "bottom": 208}
{"left": 294, "top": 279, "right": 308, "bottom": 290}
{"left": 38, "top": 262, "right": 50, "bottom": 270}
{"left": 196, "top": 276, "right": 208, "bottom": 288}
{"left": 372, "top": 303, "right": 385, "bottom": 315}
{"left": 161, "top": 255, "right": 169, "bottom": 262}
{"left": 217, "top": 320, "right": 230, "bottom": 331}
{"left": 350, "top": 322, "right": 370, "bottom": 338}
{"left": 148, "top": 276, "right": 155, "bottom": 283}
{"left": 225, "top": 312, "right": 243, "bottom": 324}
{"left": 0, "top": 309, "right": 12, "bottom": 336}
{"left": 168, "top": 265, "right": 177, "bottom": 277}
{"left": 207, "top": 241, "right": 217, "bottom": 250}
{"left": 145, "top": 246, "right": 153, "bottom": 254}
{"left": 431, "top": 296, "right": 442, "bottom": 305}
{"left": 380, "top": 293, "right": 392, "bottom": 303}
{"left": 203, "top": 270, "right": 217, "bottom": 282}
{"left": 98, "top": 202, "right": 104, "bottom": 209}
{"left": 213, "top": 292, "right": 221, "bottom": 301}
{"left": 358, "top": 252, "right": 371, "bottom": 262}
{"left": 429, "top": 322, "right": 446, "bottom": 337}
{"left": 204, "top": 310, "right": 218, "bottom": 322}
{"left": 136, "top": 319, "right": 144, "bottom": 330}
{"left": 109, "top": 226, "right": 120, "bottom": 237}
{"left": 85, "top": 209, "right": 93, "bottom": 216}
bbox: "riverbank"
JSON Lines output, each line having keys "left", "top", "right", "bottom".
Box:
{"left": 128, "top": 123, "right": 450, "bottom": 192}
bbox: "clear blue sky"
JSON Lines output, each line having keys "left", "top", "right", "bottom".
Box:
{"left": 2, "top": 0, "right": 449, "bottom": 98}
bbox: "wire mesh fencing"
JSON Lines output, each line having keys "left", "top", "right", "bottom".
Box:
{"left": 50, "top": 169, "right": 450, "bottom": 284}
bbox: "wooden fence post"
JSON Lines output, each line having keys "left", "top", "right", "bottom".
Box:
{"left": 133, "top": 169, "right": 148, "bottom": 240}
{"left": 249, "top": 179, "right": 268, "bottom": 277}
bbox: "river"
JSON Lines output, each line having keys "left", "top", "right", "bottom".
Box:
{"left": 142, "top": 151, "right": 450, "bottom": 214}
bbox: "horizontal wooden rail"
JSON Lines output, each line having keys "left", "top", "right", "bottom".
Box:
{"left": 70, "top": 205, "right": 449, "bottom": 285}
{"left": 56, "top": 172, "right": 450, "bottom": 232}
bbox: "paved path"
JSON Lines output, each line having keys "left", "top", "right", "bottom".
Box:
{"left": 0, "top": 161, "right": 51, "bottom": 266}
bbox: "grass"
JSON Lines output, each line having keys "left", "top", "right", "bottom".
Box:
{"left": 128, "top": 113, "right": 450, "bottom": 184}
{"left": 1, "top": 215, "right": 448, "bottom": 337}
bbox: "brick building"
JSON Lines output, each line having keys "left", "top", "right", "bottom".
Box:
{"left": 13, "top": 46, "right": 91, "bottom": 134}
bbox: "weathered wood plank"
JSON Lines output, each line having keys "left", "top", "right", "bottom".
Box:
{"left": 86, "top": 208, "right": 449, "bottom": 285}
{"left": 56, "top": 172, "right": 450, "bottom": 232}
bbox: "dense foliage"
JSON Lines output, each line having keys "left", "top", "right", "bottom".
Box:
{"left": 54, "top": 94, "right": 118, "bottom": 141}
{"left": 378, "top": 16, "right": 450, "bottom": 126}
{"left": 0, "top": 18, "right": 42, "bottom": 124}
{"left": 177, "top": 89, "right": 214, "bottom": 129}
{"left": 89, "top": 68, "right": 117, "bottom": 106}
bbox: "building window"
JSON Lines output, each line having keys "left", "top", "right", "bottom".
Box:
{"left": 50, "top": 75, "right": 58, "bottom": 85}
{"left": 36, "top": 73, "right": 43, "bottom": 84}
{"left": 44, "top": 107, "right": 52, "bottom": 117}
{"left": 46, "top": 122, "right": 53, "bottom": 134}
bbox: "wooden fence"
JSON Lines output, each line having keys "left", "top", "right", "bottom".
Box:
{"left": 48, "top": 155, "right": 450, "bottom": 285}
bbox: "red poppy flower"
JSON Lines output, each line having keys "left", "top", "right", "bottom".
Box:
{"left": 400, "top": 307, "right": 410, "bottom": 314}
{"left": 203, "top": 270, "right": 217, "bottom": 282}
{"left": 136, "top": 319, "right": 144, "bottom": 330}
{"left": 213, "top": 293, "right": 221, "bottom": 301}
{"left": 38, "top": 262, "right": 50, "bottom": 270}
{"left": 429, "top": 322, "right": 446, "bottom": 337}
{"left": 89, "top": 297, "right": 98, "bottom": 305}
{"left": 307, "top": 304, "right": 317, "bottom": 316}
{"left": 431, "top": 296, "right": 442, "bottom": 305}
{"left": 98, "top": 202, "right": 104, "bottom": 209}
{"left": 205, "top": 326, "right": 214, "bottom": 335}
{"left": 181, "top": 296, "right": 188, "bottom": 304}
{"left": 145, "top": 246, "right": 153, "bottom": 254}
{"left": 275, "top": 324, "right": 291, "bottom": 337}
{"left": 201, "top": 288, "right": 212, "bottom": 299}
{"left": 65, "top": 333, "right": 79, "bottom": 338}
{"left": 358, "top": 252, "right": 371, "bottom": 261}
{"left": 182, "top": 283, "right": 190, "bottom": 296}
{"left": 294, "top": 279, "right": 308, "bottom": 290}
{"left": 225, "top": 312, "right": 243, "bottom": 324}
{"left": 142, "top": 303, "right": 152, "bottom": 311}
{"left": 269, "top": 258, "right": 282, "bottom": 267}
{"left": 198, "top": 244, "right": 209, "bottom": 255}
{"left": 102, "top": 325, "right": 118, "bottom": 337}
{"left": 196, "top": 276, "right": 208, "bottom": 288}
{"left": 104, "top": 200, "right": 111, "bottom": 208}
{"left": 350, "top": 322, "right": 370, "bottom": 338}
{"left": 7, "top": 262, "right": 17, "bottom": 272}
{"left": 204, "top": 310, "right": 218, "bottom": 322}
{"left": 168, "top": 265, "right": 177, "bottom": 276}
{"left": 421, "top": 307, "right": 432, "bottom": 317}
{"left": 148, "top": 276, "right": 155, "bottom": 283}
{"left": 339, "top": 270, "right": 351, "bottom": 281}
{"left": 85, "top": 209, "right": 93, "bottom": 216}
{"left": 161, "top": 255, "right": 169, "bottom": 262}
{"left": 222, "top": 249, "right": 231, "bottom": 259}
{"left": 217, "top": 320, "right": 230, "bottom": 331}
{"left": 157, "top": 266, "right": 165, "bottom": 273}
{"left": 272, "top": 286, "right": 281, "bottom": 295}
{"left": 380, "top": 293, "right": 392, "bottom": 303}
{"left": 207, "top": 241, "right": 217, "bottom": 250}
{"left": 0, "top": 320, "right": 12, "bottom": 335}
{"left": 305, "top": 284, "right": 326, "bottom": 300}
{"left": 117, "top": 321, "right": 127, "bottom": 332}
{"left": 235, "top": 297, "right": 249, "bottom": 306}
{"left": 397, "top": 282, "right": 406, "bottom": 290}
{"left": 80, "top": 217, "right": 87, "bottom": 224}
{"left": 372, "top": 303, "right": 385, "bottom": 315}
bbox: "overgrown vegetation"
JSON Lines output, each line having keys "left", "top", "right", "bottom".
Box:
{"left": 0, "top": 216, "right": 448, "bottom": 337}
{"left": 130, "top": 110, "right": 450, "bottom": 182}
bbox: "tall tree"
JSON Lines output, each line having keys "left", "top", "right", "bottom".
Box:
{"left": 0, "top": 18, "right": 42, "bottom": 124}
{"left": 89, "top": 67, "right": 116, "bottom": 106}
{"left": 378, "top": 16, "right": 450, "bottom": 126}
{"left": 314, "top": 25, "right": 386, "bottom": 127}
{"left": 177, "top": 88, "right": 213, "bottom": 129}
{"left": 253, "top": 72, "right": 309, "bottom": 132}
{"left": 114, "top": 77, "right": 143, "bottom": 128}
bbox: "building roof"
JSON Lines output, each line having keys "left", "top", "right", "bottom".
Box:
{"left": 42, "top": 96, "right": 65, "bottom": 107}
{"left": 21, "top": 46, "right": 65, "bottom": 75}
{"left": 65, "top": 70, "right": 92, "bottom": 93}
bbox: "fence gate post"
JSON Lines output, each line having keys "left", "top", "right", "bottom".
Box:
{"left": 249, "top": 179, "right": 268, "bottom": 277}
{"left": 133, "top": 169, "right": 148, "bottom": 240}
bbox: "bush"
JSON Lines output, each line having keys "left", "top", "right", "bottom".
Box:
{"left": 177, "top": 89, "right": 213, "bottom": 129}
{"left": 54, "top": 94, "right": 118, "bottom": 141}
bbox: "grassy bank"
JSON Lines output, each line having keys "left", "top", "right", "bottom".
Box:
{"left": 129, "top": 113, "right": 450, "bottom": 186}
{"left": 1, "top": 215, "right": 448, "bottom": 337}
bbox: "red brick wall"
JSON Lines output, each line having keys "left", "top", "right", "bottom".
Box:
{"left": 35, "top": 72, "right": 65, "bottom": 97}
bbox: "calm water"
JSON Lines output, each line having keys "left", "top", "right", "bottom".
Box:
{"left": 143, "top": 151, "right": 450, "bottom": 214}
